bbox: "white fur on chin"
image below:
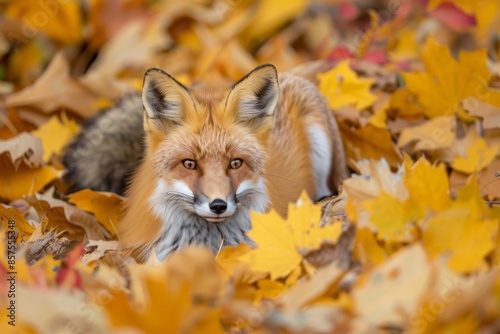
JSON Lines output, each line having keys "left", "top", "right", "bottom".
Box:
{"left": 149, "top": 179, "right": 265, "bottom": 261}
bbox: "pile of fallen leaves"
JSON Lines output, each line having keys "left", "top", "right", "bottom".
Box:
{"left": 1, "top": 0, "right": 500, "bottom": 333}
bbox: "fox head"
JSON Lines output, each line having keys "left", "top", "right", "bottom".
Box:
{"left": 141, "top": 64, "right": 279, "bottom": 224}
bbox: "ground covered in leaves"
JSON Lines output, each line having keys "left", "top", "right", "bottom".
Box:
{"left": 1, "top": 0, "right": 500, "bottom": 333}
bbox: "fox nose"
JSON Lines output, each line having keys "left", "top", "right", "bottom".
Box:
{"left": 209, "top": 199, "right": 227, "bottom": 214}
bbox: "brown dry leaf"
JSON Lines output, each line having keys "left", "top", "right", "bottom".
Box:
{"left": 68, "top": 189, "right": 124, "bottom": 237}
{"left": 331, "top": 105, "right": 362, "bottom": 125}
{"left": 319, "top": 188, "right": 347, "bottom": 226}
{"left": 81, "top": 240, "right": 120, "bottom": 265}
{"left": 5, "top": 52, "right": 99, "bottom": 117}
{"left": 339, "top": 123, "right": 403, "bottom": 169}
{"left": 24, "top": 229, "right": 79, "bottom": 265}
{"left": 25, "top": 194, "right": 110, "bottom": 241}
{"left": 0, "top": 132, "right": 43, "bottom": 168}
{"left": 301, "top": 223, "right": 355, "bottom": 269}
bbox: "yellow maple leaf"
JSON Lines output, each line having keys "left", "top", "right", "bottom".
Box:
{"left": 403, "top": 38, "right": 500, "bottom": 120}
{"left": 362, "top": 193, "right": 416, "bottom": 242}
{"left": 32, "top": 114, "right": 80, "bottom": 162}
{"left": 451, "top": 137, "right": 499, "bottom": 174}
{"left": 422, "top": 209, "right": 496, "bottom": 273}
{"left": 404, "top": 158, "right": 452, "bottom": 215}
{"left": 318, "top": 60, "right": 377, "bottom": 110}
{"left": 68, "top": 189, "right": 124, "bottom": 237}
{"left": 240, "top": 193, "right": 342, "bottom": 279}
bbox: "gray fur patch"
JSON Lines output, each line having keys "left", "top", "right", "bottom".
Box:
{"left": 63, "top": 93, "right": 145, "bottom": 194}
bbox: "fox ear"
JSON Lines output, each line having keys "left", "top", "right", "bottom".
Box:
{"left": 225, "top": 64, "right": 279, "bottom": 129}
{"left": 142, "top": 68, "right": 194, "bottom": 127}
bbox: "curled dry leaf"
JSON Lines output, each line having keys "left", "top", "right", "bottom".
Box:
{"left": 81, "top": 240, "right": 120, "bottom": 265}
{"left": 0, "top": 132, "right": 43, "bottom": 167}
{"left": 25, "top": 194, "right": 110, "bottom": 242}
{"left": 23, "top": 229, "right": 79, "bottom": 265}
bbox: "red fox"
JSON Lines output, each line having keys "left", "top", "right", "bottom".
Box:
{"left": 64, "top": 64, "right": 348, "bottom": 262}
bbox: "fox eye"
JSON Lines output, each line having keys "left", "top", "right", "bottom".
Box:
{"left": 229, "top": 158, "right": 243, "bottom": 169}
{"left": 182, "top": 159, "right": 197, "bottom": 170}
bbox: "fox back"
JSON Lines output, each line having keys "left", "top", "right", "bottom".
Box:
{"left": 115, "top": 64, "right": 347, "bottom": 262}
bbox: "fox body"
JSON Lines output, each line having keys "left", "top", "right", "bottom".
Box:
{"left": 64, "top": 64, "right": 348, "bottom": 262}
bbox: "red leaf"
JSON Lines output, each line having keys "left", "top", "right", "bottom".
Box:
{"left": 429, "top": 2, "right": 476, "bottom": 31}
